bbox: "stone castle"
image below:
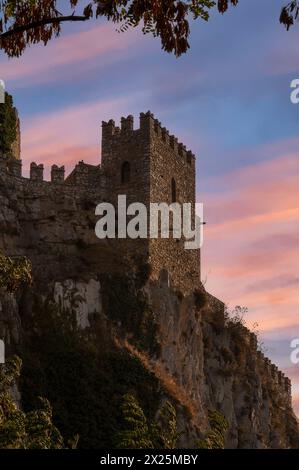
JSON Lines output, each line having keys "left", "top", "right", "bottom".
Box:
{"left": 0, "top": 111, "right": 199, "bottom": 293}
{"left": 0, "top": 108, "right": 297, "bottom": 448}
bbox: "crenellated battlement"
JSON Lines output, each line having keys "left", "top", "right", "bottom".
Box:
{"left": 256, "top": 349, "right": 292, "bottom": 399}
{"left": 2, "top": 110, "right": 198, "bottom": 294}
{"left": 30, "top": 162, "right": 44, "bottom": 181}
{"left": 0, "top": 106, "right": 296, "bottom": 426}
{"left": 0, "top": 153, "right": 22, "bottom": 178}
{"left": 51, "top": 164, "right": 65, "bottom": 183}
{"left": 236, "top": 325, "right": 292, "bottom": 400}
{"left": 0, "top": 151, "right": 100, "bottom": 189}
{"left": 102, "top": 111, "right": 196, "bottom": 167}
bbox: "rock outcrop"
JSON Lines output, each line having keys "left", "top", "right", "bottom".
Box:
{"left": 0, "top": 114, "right": 298, "bottom": 448}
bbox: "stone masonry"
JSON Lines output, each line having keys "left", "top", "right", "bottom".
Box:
{"left": 0, "top": 111, "right": 293, "bottom": 418}
{"left": 1, "top": 111, "right": 199, "bottom": 293}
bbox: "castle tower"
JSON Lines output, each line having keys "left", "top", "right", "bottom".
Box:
{"left": 101, "top": 111, "right": 200, "bottom": 293}
{"left": 0, "top": 92, "right": 21, "bottom": 159}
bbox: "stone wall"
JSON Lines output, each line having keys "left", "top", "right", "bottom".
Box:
{"left": 148, "top": 112, "right": 200, "bottom": 293}
{"left": 146, "top": 274, "right": 298, "bottom": 448}
{"left": 1, "top": 111, "right": 201, "bottom": 293}
{"left": 0, "top": 108, "right": 298, "bottom": 447}
{"left": 101, "top": 111, "right": 200, "bottom": 293}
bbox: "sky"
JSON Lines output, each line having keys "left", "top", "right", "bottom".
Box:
{"left": 0, "top": 0, "right": 299, "bottom": 413}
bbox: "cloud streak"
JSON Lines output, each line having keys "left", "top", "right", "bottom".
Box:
{"left": 202, "top": 148, "right": 299, "bottom": 336}
{"left": 0, "top": 22, "right": 139, "bottom": 87}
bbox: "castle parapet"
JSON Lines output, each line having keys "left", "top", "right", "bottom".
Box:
{"left": 65, "top": 160, "right": 100, "bottom": 187}
{"left": 270, "top": 363, "right": 279, "bottom": 382}
{"left": 102, "top": 111, "right": 196, "bottom": 169}
{"left": 139, "top": 110, "right": 155, "bottom": 132}
{"left": 178, "top": 143, "right": 187, "bottom": 160}
{"left": 264, "top": 357, "right": 271, "bottom": 373}
{"left": 170, "top": 135, "right": 179, "bottom": 153}
{"left": 161, "top": 127, "right": 170, "bottom": 145}
{"left": 154, "top": 119, "right": 162, "bottom": 137}
{"left": 121, "top": 115, "right": 134, "bottom": 133}
{"left": 150, "top": 111, "right": 195, "bottom": 166}
{"left": 256, "top": 350, "right": 264, "bottom": 363}
{"left": 255, "top": 351, "right": 292, "bottom": 399}
{"left": 51, "top": 165, "right": 65, "bottom": 183}
{"left": 278, "top": 370, "right": 285, "bottom": 385}
{"left": 8, "top": 158, "right": 22, "bottom": 177}
{"left": 102, "top": 119, "right": 116, "bottom": 138}
{"left": 30, "top": 162, "right": 44, "bottom": 181}
{"left": 284, "top": 377, "right": 292, "bottom": 395}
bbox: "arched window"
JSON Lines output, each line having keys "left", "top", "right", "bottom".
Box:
{"left": 121, "top": 161, "right": 130, "bottom": 183}
{"left": 171, "top": 178, "right": 177, "bottom": 203}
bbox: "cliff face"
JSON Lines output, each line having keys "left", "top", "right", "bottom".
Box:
{"left": 147, "top": 279, "right": 299, "bottom": 448}
{"left": 0, "top": 166, "right": 299, "bottom": 449}
{"left": 1, "top": 275, "right": 298, "bottom": 448}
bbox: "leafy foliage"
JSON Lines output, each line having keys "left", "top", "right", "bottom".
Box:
{"left": 20, "top": 296, "right": 161, "bottom": 448}
{"left": 0, "top": 251, "right": 32, "bottom": 293}
{"left": 117, "top": 394, "right": 180, "bottom": 449}
{"left": 0, "top": 1, "right": 296, "bottom": 58}
{"left": 224, "top": 305, "right": 248, "bottom": 327}
{"left": 0, "top": 356, "right": 64, "bottom": 449}
{"left": 0, "top": 1, "right": 238, "bottom": 58}
{"left": 117, "top": 393, "right": 153, "bottom": 449}
{"left": 196, "top": 410, "right": 228, "bottom": 449}
{"left": 280, "top": 1, "right": 299, "bottom": 30}
{"left": 0, "top": 92, "right": 17, "bottom": 156}
{"left": 153, "top": 400, "right": 182, "bottom": 449}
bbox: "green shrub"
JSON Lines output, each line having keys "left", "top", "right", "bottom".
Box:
{"left": 117, "top": 395, "right": 181, "bottom": 449}
{"left": 196, "top": 410, "right": 228, "bottom": 449}
{"left": 0, "top": 92, "right": 17, "bottom": 156}
{"left": 0, "top": 356, "right": 64, "bottom": 449}
{"left": 0, "top": 251, "right": 32, "bottom": 293}
{"left": 20, "top": 296, "right": 161, "bottom": 449}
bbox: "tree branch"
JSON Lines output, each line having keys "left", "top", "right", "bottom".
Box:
{"left": 0, "top": 15, "right": 89, "bottom": 40}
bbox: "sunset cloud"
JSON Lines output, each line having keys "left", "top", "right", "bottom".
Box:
{"left": 21, "top": 92, "right": 150, "bottom": 178}
{"left": 202, "top": 149, "right": 299, "bottom": 337}
{"left": 0, "top": 22, "right": 140, "bottom": 87}
{"left": 1, "top": 0, "right": 298, "bottom": 416}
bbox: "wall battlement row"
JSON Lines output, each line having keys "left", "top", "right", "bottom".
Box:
{"left": 102, "top": 111, "right": 196, "bottom": 166}
{"left": 1, "top": 110, "right": 198, "bottom": 297}
{"left": 0, "top": 153, "right": 100, "bottom": 188}
{"left": 256, "top": 349, "right": 291, "bottom": 396}
{"left": 30, "top": 163, "right": 66, "bottom": 183}
{"left": 236, "top": 324, "right": 291, "bottom": 396}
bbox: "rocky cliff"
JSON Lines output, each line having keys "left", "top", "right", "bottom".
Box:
{"left": 0, "top": 162, "right": 298, "bottom": 449}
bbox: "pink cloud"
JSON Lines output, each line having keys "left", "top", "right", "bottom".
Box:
{"left": 260, "top": 31, "right": 299, "bottom": 76}
{"left": 0, "top": 22, "right": 140, "bottom": 87}
{"left": 202, "top": 149, "right": 299, "bottom": 334}
{"left": 201, "top": 148, "right": 299, "bottom": 415}
{"left": 293, "top": 394, "right": 299, "bottom": 416}
{"left": 21, "top": 94, "right": 143, "bottom": 177}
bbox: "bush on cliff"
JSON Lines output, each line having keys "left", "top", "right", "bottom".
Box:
{"left": 0, "top": 356, "right": 64, "bottom": 449}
